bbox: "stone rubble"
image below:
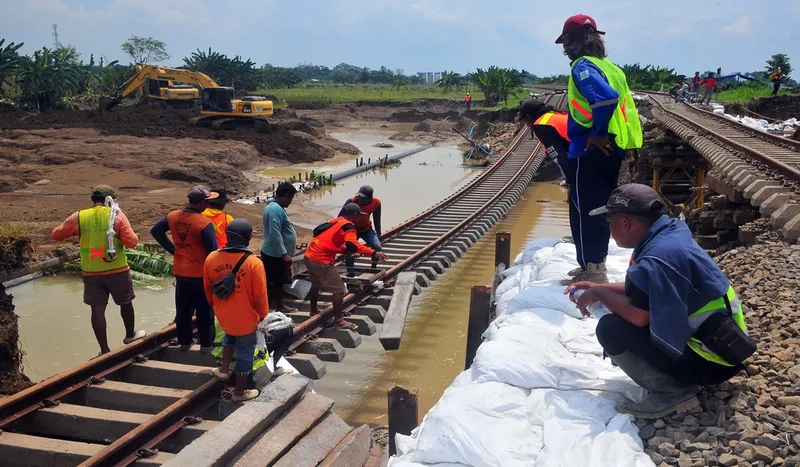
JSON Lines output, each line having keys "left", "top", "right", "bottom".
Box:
{"left": 639, "top": 242, "right": 800, "bottom": 467}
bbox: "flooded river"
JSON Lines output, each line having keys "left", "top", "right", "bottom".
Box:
{"left": 314, "top": 182, "right": 571, "bottom": 426}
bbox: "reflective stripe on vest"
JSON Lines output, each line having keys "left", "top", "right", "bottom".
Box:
{"left": 78, "top": 206, "right": 127, "bottom": 273}
{"left": 212, "top": 320, "right": 267, "bottom": 371}
{"left": 533, "top": 111, "right": 570, "bottom": 141}
{"left": 686, "top": 285, "right": 747, "bottom": 366}
{"left": 567, "top": 56, "right": 643, "bottom": 150}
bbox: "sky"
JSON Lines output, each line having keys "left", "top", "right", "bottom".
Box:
{"left": 1, "top": 0, "right": 799, "bottom": 78}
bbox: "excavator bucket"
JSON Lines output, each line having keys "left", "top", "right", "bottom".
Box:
{"left": 99, "top": 96, "right": 120, "bottom": 111}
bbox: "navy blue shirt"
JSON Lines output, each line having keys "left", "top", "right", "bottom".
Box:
{"left": 625, "top": 215, "right": 731, "bottom": 357}
{"left": 567, "top": 58, "right": 620, "bottom": 159}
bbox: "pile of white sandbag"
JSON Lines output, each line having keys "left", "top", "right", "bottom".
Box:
{"left": 709, "top": 103, "right": 800, "bottom": 135}
{"left": 389, "top": 239, "right": 655, "bottom": 467}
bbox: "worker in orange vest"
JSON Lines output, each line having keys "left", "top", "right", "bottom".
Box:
{"left": 202, "top": 188, "right": 234, "bottom": 248}
{"left": 465, "top": 92, "right": 472, "bottom": 110}
{"left": 341, "top": 185, "right": 383, "bottom": 277}
{"left": 517, "top": 98, "right": 570, "bottom": 179}
{"left": 305, "top": 203, "right": 389, "bottom": 330}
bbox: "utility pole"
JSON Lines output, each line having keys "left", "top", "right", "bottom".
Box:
{"left": 52, "top": 24, "right": 61, "bottom": 49}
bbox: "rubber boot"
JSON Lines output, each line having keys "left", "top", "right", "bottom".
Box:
{"left": 561, "top": 262, "right": 608, "bottom": 285}
{"left": 610, "top": 350, "right": 701, "bottom": 419}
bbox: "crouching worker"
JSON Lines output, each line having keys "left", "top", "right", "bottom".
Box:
{"left": 516, "top": 98, "right": 570, "bottom": 179}
{"left": 566, "top": 184, "right": 755, "bottom": 419}
{"left": 203, "top": 219, "right": 268, "bottom": 402}
{"left": 305, "top": 203, "right": 389, "bottom": 330}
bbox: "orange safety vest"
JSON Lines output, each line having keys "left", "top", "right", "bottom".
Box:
{"left": 533, "top": 112, "right": 569, "bottom": 142}
{"left": 305, "top": 217, "right": 361, "bottom": 264}
{"left": 167, "top": 210, "right": 214, "bottom": 278}
{"left": 348, "top": 196, "right": 381, "bottom": 233}
{"left": 465, "top": 94, "right": 471, "bottom": 103}
{"left": 202, "top": 209, "right": 232, "bottom": 248}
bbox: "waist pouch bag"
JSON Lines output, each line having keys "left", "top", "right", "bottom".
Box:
{"left": 267, "top": 326, "right": 294, "bottom": 353}
{"left": 694, "top": 311, "right": 756, "bottom": 364}
{"left": 210, "top": 251, "right": 252, "bottom": 299}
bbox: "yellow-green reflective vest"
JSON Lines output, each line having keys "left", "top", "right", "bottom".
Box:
{"left": 78, "top": 206, "right": 127, "bottom": 273}
{"left": 687, "top": 285, "right": 747, "bottom": 366}
{"left": 211, "top": 318, "right": 268, "bottom": 372}
{"left": 567, "top": 56, "right": 643, "bottom": 150}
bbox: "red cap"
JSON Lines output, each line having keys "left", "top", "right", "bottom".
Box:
{"left": 555, "top": 14, "right": 605, "bottom": 44}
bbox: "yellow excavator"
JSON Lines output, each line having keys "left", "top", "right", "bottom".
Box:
{"left": 101, "top": 64, "right": 273, "bottom": 129}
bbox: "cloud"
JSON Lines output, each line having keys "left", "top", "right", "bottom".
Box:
{"left": 723, "top": 15, "right": 751, "bottom": 35}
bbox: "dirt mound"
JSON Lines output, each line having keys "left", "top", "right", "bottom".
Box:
{"left": 727, "top": 95, "right": 800, "bottom": 121}
{"left": 0, "top": 285, "right": 32, "bottom": 395}
{"left": 389, "top": 109, "right": 427, "bottom": 123}
{"left": 0, "top": 103, "right": 357, "bottom": 164}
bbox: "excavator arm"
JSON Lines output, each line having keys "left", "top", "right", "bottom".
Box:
{"left": 101, "top": 64, "right": 221, "bottom": 110}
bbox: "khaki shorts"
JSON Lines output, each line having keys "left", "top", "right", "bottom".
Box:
{"left": 82, "top": 270, "right": 136, "bottom": 307}
{"left": 304, "top": 258, "right": 346, "bottom": 294}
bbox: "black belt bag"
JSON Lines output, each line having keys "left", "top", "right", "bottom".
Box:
{"left": 694, "top": 307, "right": 756, "bottom": 364}
{"left": 266, "top": 326, "right": 293, "bottom": 353}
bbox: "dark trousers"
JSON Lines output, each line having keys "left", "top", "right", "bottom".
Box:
{"left": 596, "top": 314, "right": 741, "bottom": 386}
{"left": 175, "top": 276, "right": 213, "bottom": 347}
{"left": 565, "top": 148, "right": 623, "bottom": 268}
{"left": 772, "top": 82, "right": 781, "bottom": 96}
{"left": 531, "top": 124, "right": 569, "bottom": 178}
{"left": 345, "top": 229, "right": 382, "bottom": 274}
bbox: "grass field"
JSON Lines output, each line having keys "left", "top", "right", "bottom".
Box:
{"left": 253, "top": 84, "right": 484, "bottom": 107}
{"left": 716, "top": 83, "right": 794, "bottom": 103}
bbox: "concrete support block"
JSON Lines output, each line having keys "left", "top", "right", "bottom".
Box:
{"left": 743, "top": 179, "right": 772, "bottom": 200}
{"left": 735, "top": 174, "right": 758, "bottom": 192}
{"left": 118, "top": 360, "right": 212, "bottom": 390}
{"left": 356, "top": 304, "right": 386, "bottom": 323}
{"left": 285, "top": 353, "right": 326, "bottom": 380}
{"left": 759, "top": 193, "right": 792, "bottom": 216}
{"left": 296, "top": 338, "right": 346, "bottom": 362}
{"left": 414, "top": 271, "right": 431, "bottom": 288}
{"left": 344, "top": 315, "right": 376, "bottom": 336}
{"left": 414, "top": 266, "right": 438, "bottom": 281}
{"left": 771, "top": 203, "right": 800, "bottom": 230}
{"left": 163, "top": 375, "right": 309, "bottom": 467}
{"left": 65, "top": 380, "right": 190, "bottom": 415}
{"left": 156, "top": 345, "right": 217, "bottom": 368}
{"left": 752, "top": 186, "right": 788, "bottom": 207}
{"left": 782, "top": 213, "right": 800, "bottom": 244}
{"left": 319, "top": 328, "right": 362, "bottom": 349}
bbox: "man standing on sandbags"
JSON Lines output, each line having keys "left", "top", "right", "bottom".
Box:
{"left": 566, "top": 184, "right": 755, "bottom": 419}
{"left": 554, "top": 14, "right": 643, "bottom": 285}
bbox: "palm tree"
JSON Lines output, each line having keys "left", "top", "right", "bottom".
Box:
{"left": 437, "top": 71, "right": 462, "bottom": 93}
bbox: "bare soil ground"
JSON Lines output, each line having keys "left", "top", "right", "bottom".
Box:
{"left": 725, "top": 95, "right": 800, "bottom": 121}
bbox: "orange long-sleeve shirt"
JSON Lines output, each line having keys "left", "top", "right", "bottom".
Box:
{"left": 305, "top": 217, "right": 376, "bottom": 265}
{"left": 51, "top": 208, "right": 139, "bottom": 276}
{"left": 203, "top": 250, "right": 269, "bottom": 336}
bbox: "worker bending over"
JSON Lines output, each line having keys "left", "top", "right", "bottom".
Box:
{"left": 517, "top": 98, "right": 570, "bottom": 179}
{"left": 566, "top": 184, "right": 755, "bottom": 418}
{"left": 305, "top": 203, "right": 389, "bottom": 330}
{"left": 151, "top": 186, "right": 218, "bottom": 349}
{"left": 341, "top": 185, "right": 383, "bottom": 277}
{"left": 555, "top": 14, "right": 643, "bottom": 285}
{"left": 204, "top": 219, "right": 268, "bottom": 402}
{"left": 51, "top": 185, "right": 145, "bottom": 354}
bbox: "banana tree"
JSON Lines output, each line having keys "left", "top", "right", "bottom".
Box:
{"left": 0, "top": 39, "right": 24, "bottom": 97}
{"left": 16, "top": 47, "right": 89, "bottom": 111}
{"left": 437, "top": 70, "right": 462, "bottom": 93}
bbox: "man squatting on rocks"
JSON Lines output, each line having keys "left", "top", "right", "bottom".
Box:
{"left": 151, "top": 186, "right": 219, "bottom": 350}
{"left": 305, "top": 203, "right": 389, "bottom": 330}
{"left": 566, "top": 184, "right": 756, "bottom": 418}
{"left": 204, "top": 219, "right": 268, "bottom": 402}
{"left": 554, "top": 14, "right": 643, "bottom": 285}
{"left": 51, "top": 185, "right": 146, "bottom": 354}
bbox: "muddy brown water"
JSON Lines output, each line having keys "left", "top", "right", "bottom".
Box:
{"left": 10, "top": 130, "right": 479, "bottom": 381}
{"left": 313, "top": 182, "right": 570, "bottom": 426}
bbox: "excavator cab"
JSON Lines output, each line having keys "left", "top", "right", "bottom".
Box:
{"left": 201, "top": 88, "right": 235, "bottom": 113}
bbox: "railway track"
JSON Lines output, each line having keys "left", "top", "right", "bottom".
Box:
{"left": 645, "top": 93, "right": 800, "bottom": 242}
{"left": 0, "top": 92, "right": 566, "bottom": 466}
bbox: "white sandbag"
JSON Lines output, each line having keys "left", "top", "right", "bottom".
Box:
{"left": 494, "top": 286, "right": 519, "bottom": 317}
{"left": 495, "top": 271, "right": 520, "bottom": 297}
{"left": 508, "top": 285, "right": 583, "bottom": 318}
{"left": 502, "top": 264, "right": 522, "bottom": 277}
{"left": 519, "top": 237, "right": 561, "bottom": 264}
{"left": 401, "top": 382, "right": 541, "bottom": 467}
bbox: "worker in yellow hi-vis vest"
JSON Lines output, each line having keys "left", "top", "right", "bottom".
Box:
{"left": 51, "top": 185, "right": 146, "bottom": 354}
{"left": 554, "top": 14, "right": 643, "bottom": 286}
